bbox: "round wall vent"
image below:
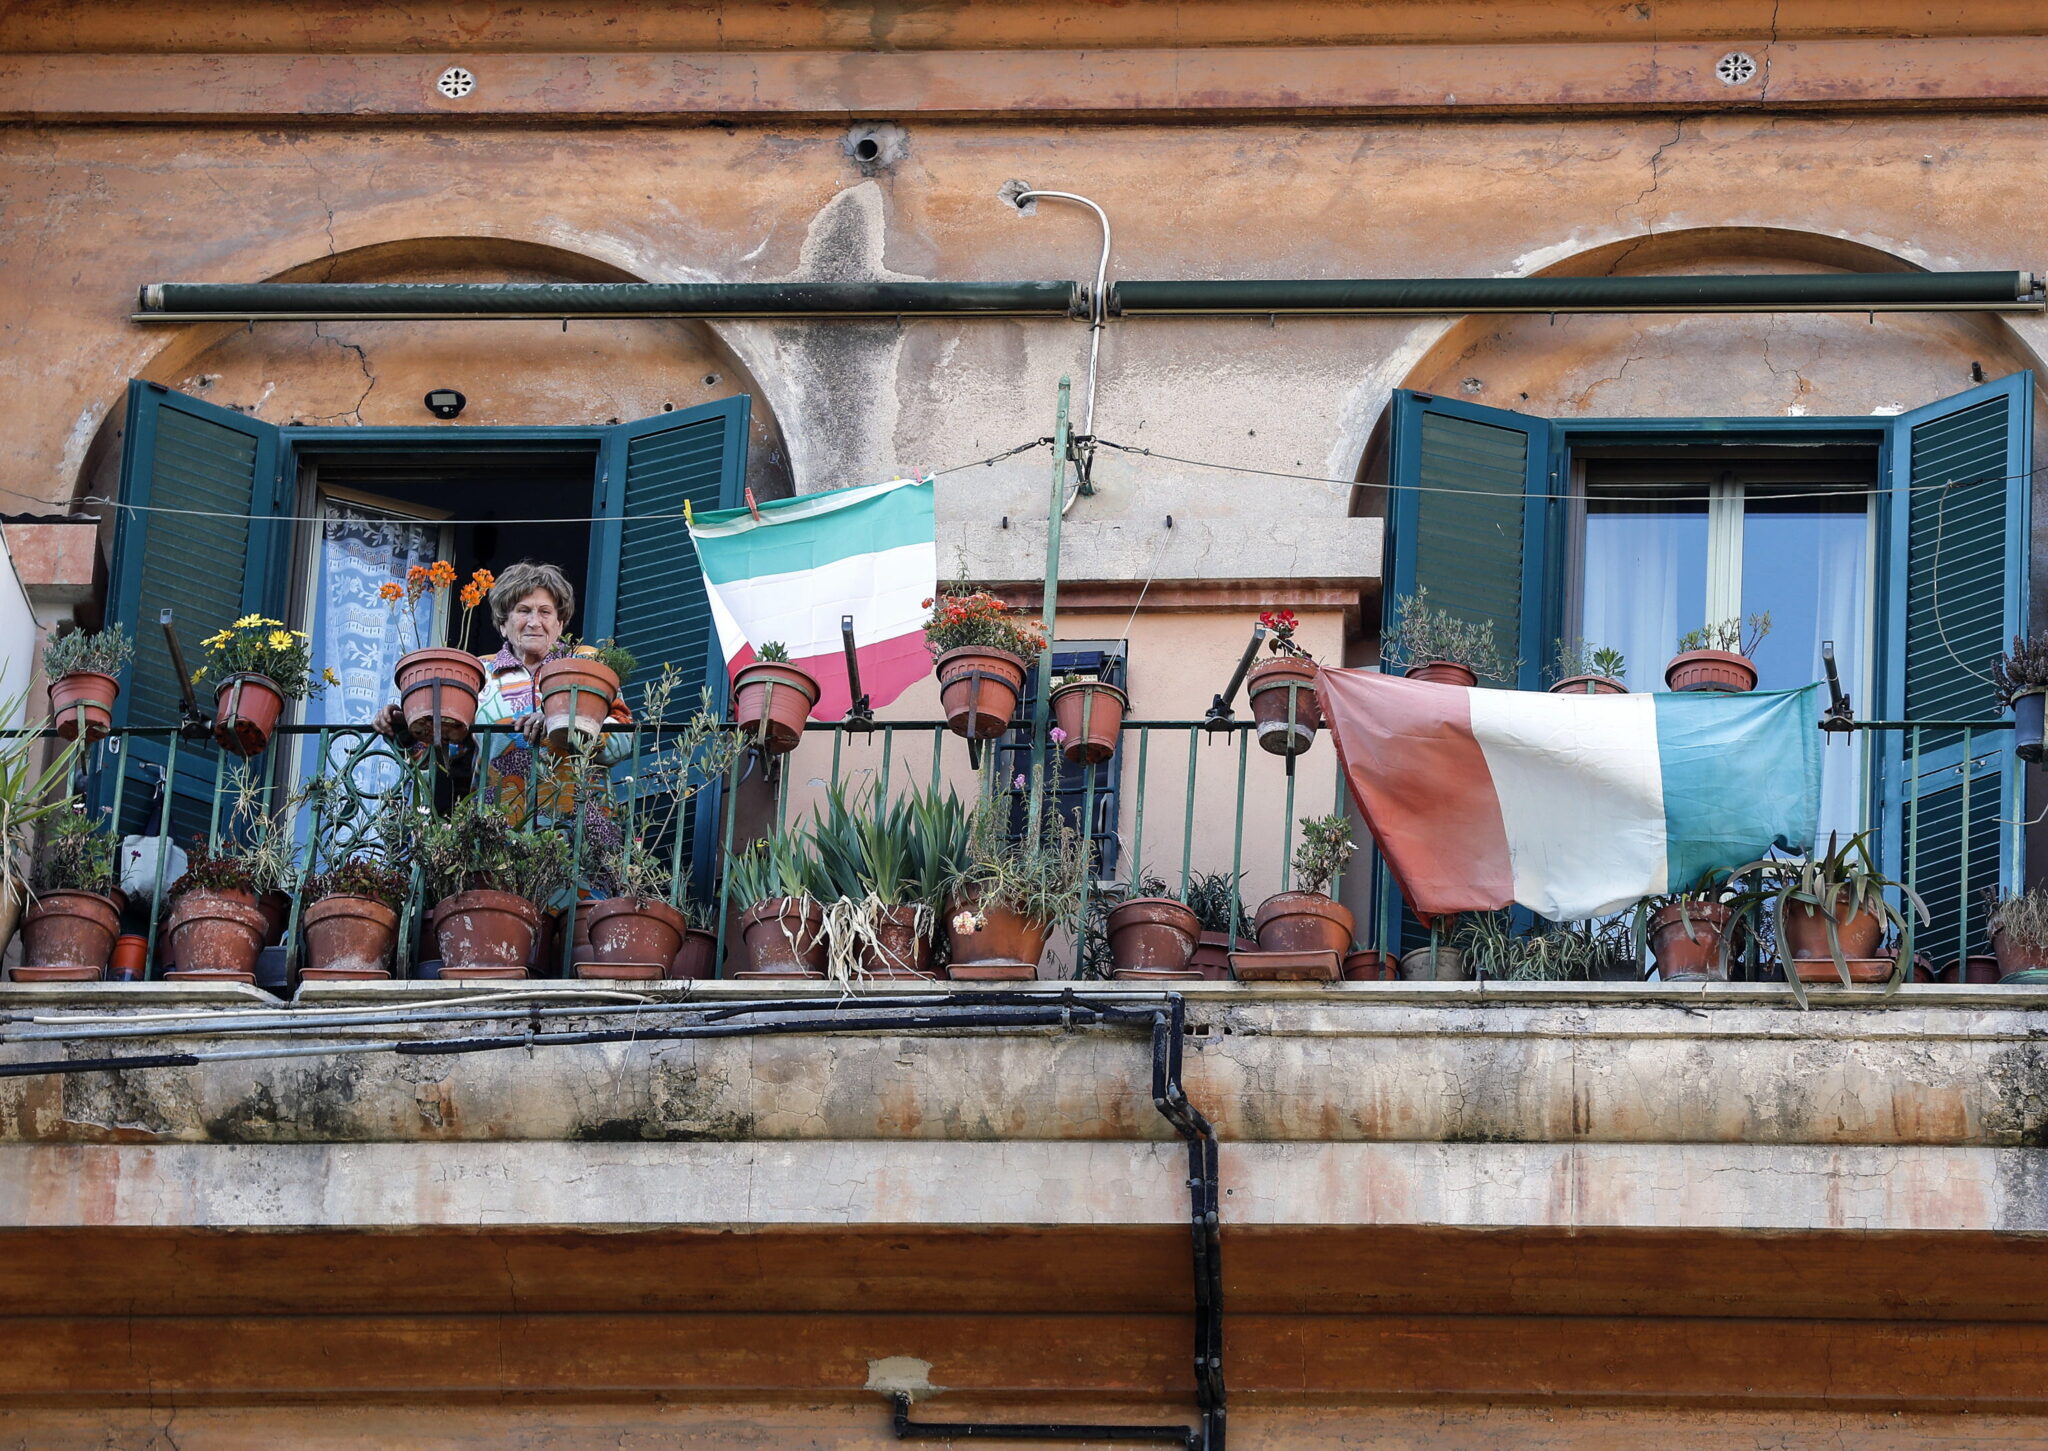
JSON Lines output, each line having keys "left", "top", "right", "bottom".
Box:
{"left": 437, "top": 67, "right": 477, "bottom": 99}
{"left": 1715, "top": 52, "right": 1758, "bottom": 85}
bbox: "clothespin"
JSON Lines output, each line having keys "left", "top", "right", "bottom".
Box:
{"left": 744, "top": 487, "right": 763, "bottom": 522}
{"left": 683, "top": 499, "right": 695, "bottom": 527}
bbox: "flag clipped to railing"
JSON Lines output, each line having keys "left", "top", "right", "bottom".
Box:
{"left": 686, "top": 476, "right": 937, "bottom": 720}
{"left": 1317, "top": 668, "right": 1822, "bottom": 922}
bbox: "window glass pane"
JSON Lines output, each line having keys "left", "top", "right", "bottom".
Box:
{"left": 1741, "top": 488, "right": 1869, "bottom": 838}
{"left": 1581, "top": 494, "right": 1708, "bottom": 692}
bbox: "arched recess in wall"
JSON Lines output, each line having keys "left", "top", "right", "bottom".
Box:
{"left": 1351, "top": 226, "right": 2048, "bottom": 532}
{"left": 72, "top": 236, "right": 795, "bottom": 511}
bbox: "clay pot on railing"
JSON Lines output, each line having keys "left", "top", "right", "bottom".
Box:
{"left": 212, "top": 673, "right": 287, "bottom": 757}
{"left": 936, "top": 647, "right": 1028, "bottom": 741}
{"left": 107, "top": 934, "right": 148, "bottom": 982}
{"left": 1187, "top": 930, "right": 1255, "bottom": 981}
{"left": 862, "top": 904, "right": 937, "bottom": 979}
{"left": 1049, "top": 679, "right": 1128, "bottom": 765}
{"left": 13, "top": 889, "right": 121, "bottom": 982}
{"left": 945, "top": 893, "right": 1046, "bottom": 980}
{"left": 732, "top": 660, "right": 821, "bottom": 755}
{"left": 48, "top": 670, "right": 120, "bottom": 743}
{"left": 1779, "top": 892, "right": 1887, "bottom": 963}
{"left": 1647, "top": 900, "right": 1735, "bottom": 981}
{"left": 1343, "top": 949, "right": 1390, "bottom": 981}
{"left": 670, "top": 928, "right": 718, "bottom": 981}
{"left": 1404, "top": 661, "right": 1479, "bottom": 688}
{"left": 1397, "top": 944, "right": 1470, "bottom": 981}
{"left": 735, "top": 896, "right": 829, "bottom": 978}
{"left": 1252, "top": 890, "right": 1354, "bottom": 957}
{"left": 577, "top": 896, "right": 688, "bottom": 980}
{"left": 432, "top": 889, "right": 543, "bottom": 980}
{"left": 300, "top": 895, "right": 399, "bottom": 980}
{"left": 534, "top": 655, "right": 620, "bottom": 754}
{"left": 1246, "top": 657, "right": 1321, "bottom": 757}
{"left": 1107, "top": 897, "right": 1200, "bottom": 978}
{"left": 394, "top": 648, "right": 488, "bottom": 746}
{"left": 1664, "top": 650, "right": 1758, "bottom": 693}
{"left": 165, "top": 888, "right": 267, "bottom": 982}
{"left": 1549, "top": 675, "right": 1627, "bottom": 696}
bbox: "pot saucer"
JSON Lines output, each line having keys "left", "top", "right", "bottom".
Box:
{"left": 946, "top": 962, "right": 1040, "bottom": 981}
{"left": 438, "top": 966, "right": 530, "bottom": 981}
{"left": 1230, "top": 950, "right": 1341, "bottom": 983}
{"left": 164, "top": 968, "right": 257, "bottom": 985}
{"left": 1110, "top": 968, "right": 1204, "bottom": 981}
{"left": 575, "top": 961, "right": 668, "bottom": 980}
{"left": 2000, "top": 968, "right": 2048, "bottom": 985}
{"left": 7, "top": 964, "right": 103, "bottom": 983}
{"left": 731, "top": 968, "right": 828, "bottom": 980}
{"left": 299, "top": 968, "right": 394, "bottom": 981}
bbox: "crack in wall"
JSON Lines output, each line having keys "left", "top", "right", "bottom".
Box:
{"left": 306, "top": 323, "right": 376, "bottom": 425}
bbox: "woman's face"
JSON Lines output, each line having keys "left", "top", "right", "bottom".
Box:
{"left": 503, "top": 589, "right": 564, "bottom": 663}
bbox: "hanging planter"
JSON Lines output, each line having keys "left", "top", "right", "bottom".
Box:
{"left": 301, "top": 895, "right": 400, "bottom": 980}
{"left": 1995, "top": 638, "right": 2048, "bottom": 763}
{"left": 1049, "top": 678, "right": 1127, "bottom": 764}
{"left": 14, "top": 890, "right": 121, "bottom": 982}
{"left": 47, "top": 672, "right": 120, "bottom": 743}
{"left": 936, "top": 646, "right": 1028, "bottom": 741}
{"left": 394, "top": 648, "right": 487, "bottom": 746}
{"left": 733, "top": 655, "right": 821, "bottom": 755}
{"left": 1107, "top": 896, "right": 1200, "bottom": 977}
{"left": 534, "top": 654, "right": 621, "bottom": 754}
{"left": 212, "top": 673, "right": 288, "bottom": 757}
{"left": 1246, "top": 657, "right": 1321, "bottom": 756}
{"left": 432, "top": 889, "right": 544, "bottom": 980}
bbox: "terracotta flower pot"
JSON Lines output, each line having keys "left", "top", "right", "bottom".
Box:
{"left": 108, "top": 934, "right": 149, "bottom": 981}
{"left": 1648, "top": 900, "right": 1735, "bottom": 981}
{"left": 862, "top": 903, "right": 937, "bottom": 979}
{"left": 213, "top": 673, "right": 287, "bottom": 757}
{"left": 301, "top": 895, "right": 399, "bottom": 979}
{"left": 936, "top": 646, "right": 1028, "bottom": 741}
{"left": 1792, "top": 956, "right": 1898, "bottom": 984}
{"left": 584, "top": 896, "right": 687, "bottom": 968}
{"left": 394, "top": 648, "right": 487, "bottom": 746}
{"left": 1780, "top": 894, "right": 1887, "bottom": 961}
{"left": 1398, "top": 944, "right": 1470, "bottom": 981}
{"left": 1253, "top": 891, "right": 1354, "bottom": 957}
{"left": 1992, "top": 928, "right": 2048, "bottom": 978}
{"left": 1246, "top": 657, "right": 1321, "bottom": 757}
{"left": 533, "top": 655, "right": 620, "bottom": 754}
{"left": 433, "top": 889, "right": 542, "bottom": 979}
{"left": 670, "top": 928, "right": 719, "bottom": 981}
{"left": 732, "top": 660, "right": 821, "bottom": 755}
{"left": 1343, "top": 949, "right": 1389, "bottom": 981}
{"left": 1187, "top": 931, "right": 1255, "bottom": 981}
{"left": 1549, "top": 675, "right": 1627, "bottom": 696}
{"left": 48, "top": 670, "right": 120, "bottom": 743}
{"left": 1049, "top": 680, "right": 1128, "bottom": 765}
{"left": 1665, "top": 650, "right": 1758, "bottom": 693}
{"left": 945, "top": 894, "right": 1046, "bottom": 979}
{"left": 737, "top": 896, "right": 829, "bottom": 977}
{"left": 16, "top": 889, "right": 120, "bottom": 978}
{"left": 166, "top": 889, "right": 268, "bottom": 980}
{"left": 1106, "top": 897, "right": 1199, "bottom": 973}
{"left": 1405, "top": 661, "right": 1479, "bottom": 688}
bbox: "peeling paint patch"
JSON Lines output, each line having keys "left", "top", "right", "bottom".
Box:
{"left": 866, "top": 1355, "right": 944, "bottom": 1402}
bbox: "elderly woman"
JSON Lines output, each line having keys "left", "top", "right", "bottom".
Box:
{"left": 375, "top": 559, "right": 631, "bottom": 821}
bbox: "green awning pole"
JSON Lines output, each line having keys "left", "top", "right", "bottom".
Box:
{"left": 1031, "top": 377, "right": 1073, "bottom": 786}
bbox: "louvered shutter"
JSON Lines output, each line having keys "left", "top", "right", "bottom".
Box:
{"left": 585, "top": 399, "right": 750, "bottom": 890}
{"left": 1879, "top": 374, "right": 2031, "bottom": 965}
{"left": 1377, "top": 392, "right": 1559, "bottom": 948}
{"left": 106, "top": 381, "right": 286, "bottom": 845}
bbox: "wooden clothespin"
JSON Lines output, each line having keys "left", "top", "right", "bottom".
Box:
{"left": 683, "top": 499, "right": 695, "bottom": 527}
{"left": 744, "top": 487, "right": 763, "bottom": 522}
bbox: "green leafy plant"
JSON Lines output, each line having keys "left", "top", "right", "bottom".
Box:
{"left": 194, "top": 615, "right": 333, "bottom": 700}
{"left": 31, "top": 807, "right": 116, "bottom": 896}
{"left": 170, "top": 840, "right": 259, "bottom": 899}
{"left": 588, "top": 673, "right": 743, "bottom": 906}
{"left": 560, "top": 636, "right": 637, "bottom": 683}
{"left": 41, "top": 625, "right": 132, "bottom": 680}
{"left": 1552, "top": 637, "right": 1626, "bottom": 683}
{"left": 0, "top": 696, "right": 83, "bottom": 912}
{"left": 303, "top": 858, "right": 410, "bottom": 909}
{"left": 755, "top": 641, "right": 791, "bottom": 664}
{"left": 804, "top": 783, "right": 967, "bottom": 979}
{"left": 1291, "top": 814, "right": 1357, "bottom": 898}
{"left": 1457, "top": 911, "right": 1635, "bottom": 981}
{"left": 419, "top": 789, "right": 574, "bottom": 904}
{"left": 1184, "top": 869, "right": 1251, "bottom": 938}
{"left": 726, "top": 828, "right": 829, "bottom": 909}
{"left": 921, "top": 585, "right": 1047, "bottom": 664}
{"left": 950, "top": 762, "right": 1087, "bottom": 928}
{"left": 1993, "top": 634, "right": 2048, "bottom": 704}
{"left": 1676, "top": 613, "right": 1772, "bottom": 656}
{"left": 1380, "top": 588, "right": 1519, "bottom": 682}
{"left": 1726, "top": 829, "right": 1928, "bottom": 999}
{"left": 170, "top": 766, "right": 307, "bottom": 900}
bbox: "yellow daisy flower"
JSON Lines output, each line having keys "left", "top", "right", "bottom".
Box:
{"left": 234, "top": 614, "right": 262, "bottom": 628}
{"left": 321, "top": 667, "right": 339, "bottom": 685}
{"left": 267, "top": 630, "right": 293, "bottom": 650}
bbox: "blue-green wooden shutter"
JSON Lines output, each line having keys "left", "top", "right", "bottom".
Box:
{"left": 106, "top": 381, "right": 286, "bottom": 844}
{"left": 1879, "top": 374, "right": 2031, "bottom": 965}
{"left": 1377, "top": 392, "right": 1558, "bottom": 947}
{"left": 587, "top": 398, "right": 750, "bottom": 888}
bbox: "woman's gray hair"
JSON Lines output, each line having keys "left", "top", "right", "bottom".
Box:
{"left": 489, "top": 560, "right": 575, "bottom": 630}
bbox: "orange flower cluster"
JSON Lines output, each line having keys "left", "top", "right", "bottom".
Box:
{"left": 378, "top": 581, "right": 404, "bottom": 603}
{"left": 921, "top": 589, "right": 1046, "bottom": 661}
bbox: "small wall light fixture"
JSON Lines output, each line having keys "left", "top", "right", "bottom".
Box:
{"left": 423, "top": 388, "right": 466, "bottom": 420}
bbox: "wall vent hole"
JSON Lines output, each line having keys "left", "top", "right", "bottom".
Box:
{"left": 437, "top": 67, "right": 477, "bottom": 99}
{"left": 1715, "top": 52, "right": 1758, "bottom": 85}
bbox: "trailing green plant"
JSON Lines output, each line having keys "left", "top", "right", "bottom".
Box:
{"left": 193, "top": 615, "right": 334, "bottom": 700}
{"left": 755, "top": 641, "right": 791, "bottom": 664}
{"left": 1290, "top": 814, "right": 1357, "bottom": 898}
{"left": 31, "top": 806, "right": 116, "bottom": 896}
{"left": 1380, "top": 588, "right": 1519, "bottom": 682}
{"left": 804, "top": 783, "right": 963, "bottom": 980}
{"left": 588, "top": 673, "right": 743, "bottom": 906}
{"left": 303, "top": 858, "right": 410, "bottom": 909}
{"left": 419, "top": 789, "right": 575, "bottom": 904}
{"left": 170, "top": 766, "right": 309, "bottom": 901}
{"left": 1726, "top": 829, "right": 1928, "bottom": 1000}
{"left": 726, "top": 829, "right": 829, "bottom": 908}
{"left": 1184, "top": 869, "right": 1251, "bottom": 938}
{"left": 1552, "top": 637, "right": 1626, "bottom": 683}
{"left": 1986, "top": 886, "right": 2048, "bottom": 951}
{"left": 0, "top": 693, "right": 83, "bottom": 911}
{"left": 950, "top": 761, "right": 1088, "bottom": 928}
{"left": 1992, "top": 634, "right": 2048, "bottom": 704}
{"left": 1676, "top": 612, "right": 1772, "bottom": 657}
{"left": 557, "top": 635, "right": 637, "bottom": 683}
{"left": 1456, "top": 911, "right": 1634, "bottom": 982}
{"left": 41, "top": 624, "right": 132, "bottom": 681}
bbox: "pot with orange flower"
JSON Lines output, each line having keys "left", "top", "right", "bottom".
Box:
{"left": 385, "top": 562, "right": 497, "bottom": 746}
{"left": 1380, "top": 588, "right": 1518, "bottom": 689}
{"left": 194, "top": 615, "right": 334, "bottom": 757}
{"left": 923, "top": 589, "right": 1045, "bottom": 741}
{"left": 943, "top": 763, "right": 1086, "bottom": 980}
{"left": 41, "top": 625, "right": 132, "bottom": 744}
{"left": 1245, "top": 608, "right": 1322, "bottom": 757}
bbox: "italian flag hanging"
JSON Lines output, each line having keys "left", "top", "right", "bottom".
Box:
{"left": 687, "top": 476, "right": 937, "bottom": 720}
